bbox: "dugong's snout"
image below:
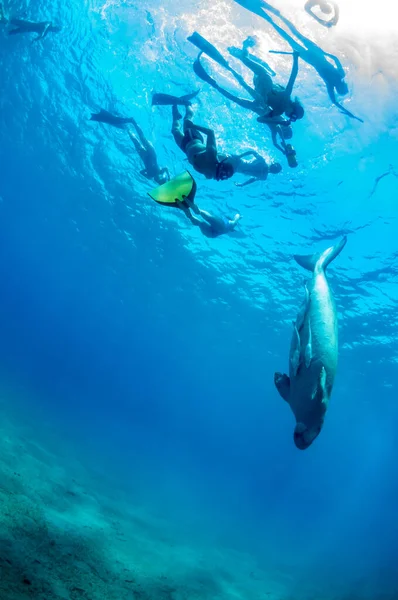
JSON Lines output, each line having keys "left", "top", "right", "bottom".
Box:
{"left": 294, "top": 422, "right": 322, "bottom": 450}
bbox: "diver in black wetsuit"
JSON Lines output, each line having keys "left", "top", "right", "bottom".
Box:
{"left": 90, "top": 110, "right": 170, "bottom": 186}
{"left": 233, "top": 0, "right": 362, "bottom": 122}
{"left": 228, "top": 42, "right": 304, "bottom": 122}
{"left": 1, "top": 3, "right": 62, "bottom": 42}
{"left": 189, "top": 35, "right": 299, "bottom": 163}
{"left": 190, "top": 32, "right": 304, "bottom": 123}
{"left": 0, "top": 2, "right": 61, "bottom": 40}
{"left": 9, "top": 20, "right": 61, "bottom": 41}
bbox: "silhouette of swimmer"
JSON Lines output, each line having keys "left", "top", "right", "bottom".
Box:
{"left": 228, "top": 150, "right": 282, "bottom": 187}
{"left": 189, "top": 36, "right": 300, "bottom": 160}
{"left": 228, "top": 41, "right": 304, "bottom": 122}
{"left": 90, "top": 110, "right": 170, "bottom": 185}
{"left": 152, "top": 91, "right": 235, "bottom": 181}
{"left": 178, "top": 195, "right": 242, "bottom": 238}
{"left": 233, "top": 0, "right": 363, "bottom": 122}
{"left": 189, "top": 32, "right": 304, "bottom": 123}
{"left": 5, "top": 8, "right": 61, "bottom": 41}
{"left": 304, "top": 1, "right": 339, "bottom": 28}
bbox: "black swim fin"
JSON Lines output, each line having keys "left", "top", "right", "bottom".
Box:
{"left": 193, "top": 55, "right": 219, "bottom": 87}
{"left": 187, "top": 32, "right": 230, "bottom": 70}
{"left": 151, "top": 91, "right": 199, "bottom": 107}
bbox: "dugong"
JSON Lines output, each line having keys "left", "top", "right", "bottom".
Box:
{"left": 274, "top": 237, "right": 347, "bottom": 449}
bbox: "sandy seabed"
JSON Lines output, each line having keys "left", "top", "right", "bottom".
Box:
{"left": 0, "top": 389, "right": 295, "bottom": 600}
{"left": 0, "top": 387, "right": 395, "bottom": 600}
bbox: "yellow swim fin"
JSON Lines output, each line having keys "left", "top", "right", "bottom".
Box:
{"left": 148, "top": 170, "right": 196, "bottom": 207}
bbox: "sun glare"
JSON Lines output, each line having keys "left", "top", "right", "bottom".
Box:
{"left": 331, "top": 0, "right": 398, "bottom": 32}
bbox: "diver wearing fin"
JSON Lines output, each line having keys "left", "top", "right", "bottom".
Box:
{"left": 90, "top": 109, "right": 170, "bottom": 185}
{"left": 188, "top": 34, "right": 300, "bottom": 165}
{"left": 148, "top": 171, "right": 241, "bottom": 238}
{"left": 179, "top": 198, "right": 242, "bottom": 238}
{"left": 189, "top": 32, "right": 304, "bottom": 123}
{"left": 228, "top": 42, "right": 304, "bottom": 122}
{"left": 233, "top": 0, "right": 362, "bottom": 122}
{"left": 153, "top": 91, "right": 235, "bottom": 181}
{"left": 4, "top": 6, "right": 62, "bottom": 41}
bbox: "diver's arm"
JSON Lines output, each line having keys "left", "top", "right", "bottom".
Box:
{"left": 334, "top": 101, "right": 364, "bottom": 123}
{"left": 324, "top": 52, "right": 345, "bottom": 75}
{"left": 42, "top": 22, "right": 52, "bottom": 38}
{"left": 304, "top": 0, "right": 318, "bottom": 18}
{"left": 271, "top": 128, "right": 286, "bottom": 154}
{"left": 285, "top": 52, "right": 299, "bottom": 97}
{"left": 326, "top": 81, "right": 337, "bottom": 104}
{"left": 329, "top": 3, "right": 339, "bottom": 26}
{"left": 235, "top": 177, "right": 258, "bottom": 187}
{"left": 190, "top": 123, "right": 217, "bottom": 157}
{"left": 304, "top": 3, "right": 331, "bottom": 27}
{"left": 304, "top": 0, "right": 317, "bottom": 10}
{"left": 325, "top": 83, "right": 363, "bottom": 121}
{"left": 33, "top": 21, "right": 51, "bottom": 41}
{"left": 308, "top": 12, "right": 331, "bottom": 26}
{"left": 321, "top": 3, "right": 339, "bottom": 27}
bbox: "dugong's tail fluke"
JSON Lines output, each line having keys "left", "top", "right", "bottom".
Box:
{"left": 294, "top": 236, "right": 347, "bottom": 273}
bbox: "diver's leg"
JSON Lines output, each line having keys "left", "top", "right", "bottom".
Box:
{"left": 130, "top": 118, "right": 150, "bottom": 149}
{"left": 238, "top": 53, "right": 272, "bottom": 82}
{"left": 274, "top": 10, "right": 318, "bottom": 51}
{"left": 196, "top": 65, "right": 259, "bottom": 112}
{"left": 184, "top": 104, "right": 194, "bottom": 125}
{"left": 240, "top": 55, "right": 274, "bottom": 97}
{"left": 324, "top": 52, "right": 344, "bottom": 74}
{"left": 171, "top": 105, "right": 184, "bottom": 149}
{"left": 245, "top": 52, "right": 276, "bottom": 77}
{"left": 129, "top": 132, "right": 146, "bottom": 157}
{"left": 257, "top": 9, "right": 304, "bottom": 53}
{"left": 216, "top": 87, "right": 260, "bottom": 112}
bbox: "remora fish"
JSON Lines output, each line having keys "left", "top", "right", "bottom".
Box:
{"left": 275, "top": 237, "right": 347, "bottom": 449}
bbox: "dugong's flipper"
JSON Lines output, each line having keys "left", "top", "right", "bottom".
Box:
{"left": 296, "top": 282, "right": 310, "bottom": 331}
{"left": 312, "top": 366, "right": 327, "bottom": 402}
{"left": 305, "top": 321, "right": 312, "bottom": 368}
{"left": 274, "top": 372, "right": 290, "bottom": 402}
{"left": 291, "top": 324, "right": 301, "bottom": 376}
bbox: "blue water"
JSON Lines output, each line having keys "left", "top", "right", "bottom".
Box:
{"left": 0, "top": 0, "right": 397, "bottom": 598}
